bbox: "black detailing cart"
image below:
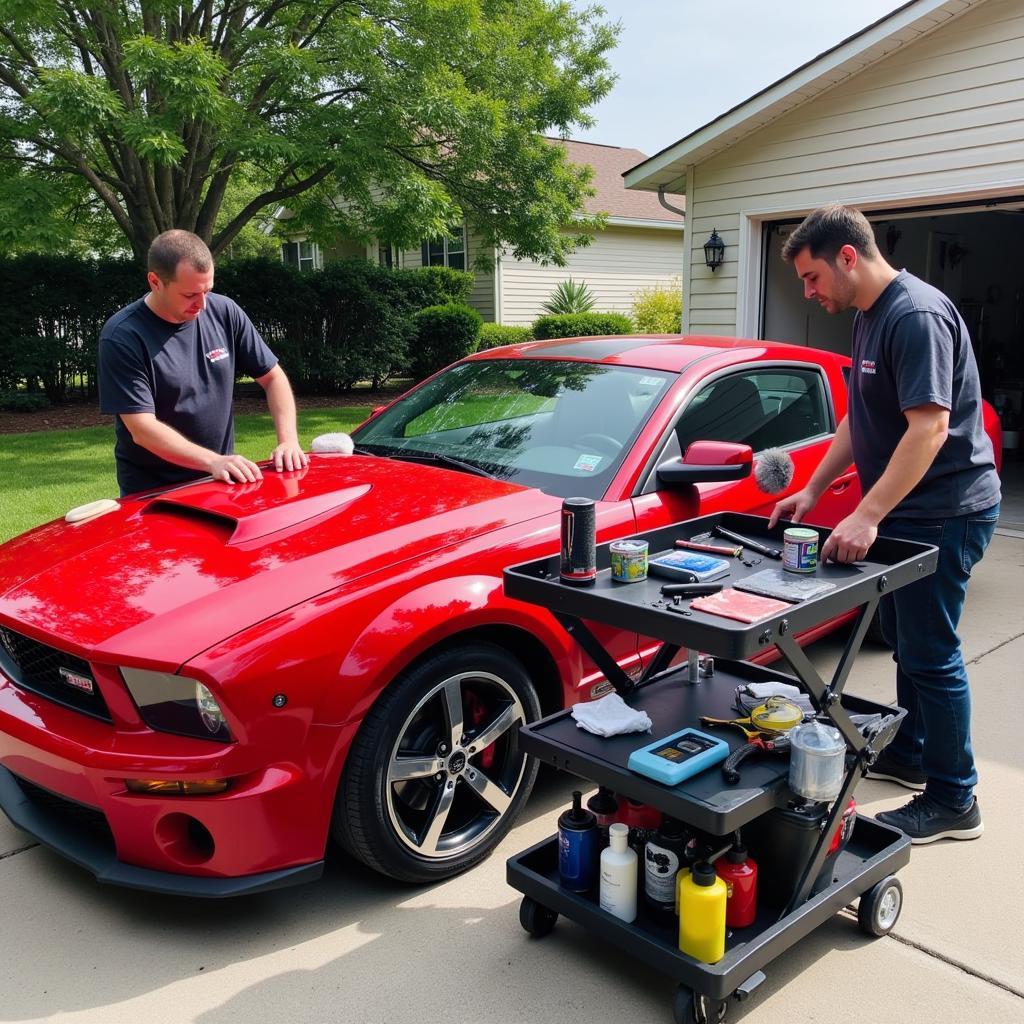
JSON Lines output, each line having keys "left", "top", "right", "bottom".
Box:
{"left": 503, "top": 513, "right": 936, "bottom": 1024}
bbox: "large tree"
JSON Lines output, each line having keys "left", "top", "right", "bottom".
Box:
{"left": 0, "top": 1, "right": 617, "bottom": 262}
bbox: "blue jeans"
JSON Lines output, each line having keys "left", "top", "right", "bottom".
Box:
{"left": 877, "top": 504, "right": 999, "bottom": 810}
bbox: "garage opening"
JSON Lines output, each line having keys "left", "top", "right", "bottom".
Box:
{"left": 761, "top": 201, "right": 1024, "bottom": 529}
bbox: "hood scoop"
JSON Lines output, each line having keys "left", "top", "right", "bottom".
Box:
{"left": 144, "top": 482, "right": 372, "bottom": 545}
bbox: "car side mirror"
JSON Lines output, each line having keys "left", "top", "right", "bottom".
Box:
{"left": 656, "top": 440, "right": 753, "bottom": 486}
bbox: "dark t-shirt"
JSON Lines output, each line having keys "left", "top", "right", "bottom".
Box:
{"left": 98, "top": 293, "right": 277, "bottom": 495}
{"left": 849, "top": 270, "right": 1000, "bottom": 519}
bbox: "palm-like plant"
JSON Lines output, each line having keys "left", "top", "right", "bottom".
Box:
{"left": 542, "top": 278, "right": 596, "bottom": 315}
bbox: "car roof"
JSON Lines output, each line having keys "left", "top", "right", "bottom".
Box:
{"left": 468, "top": 334, "right": 842, "bottom": 374}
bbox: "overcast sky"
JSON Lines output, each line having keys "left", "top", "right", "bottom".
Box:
{"left": 573, "top": 0, "right": 912, "bottom": 156}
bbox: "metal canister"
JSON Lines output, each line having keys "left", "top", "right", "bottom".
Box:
{"left": 610, "top": 539, "right": 649, "bottom": 582}
{"left": 783, "top": 527, "right": 819, "bottom": 573}
{"left": 560, "top": 497, "right": 597, "bottom": 586}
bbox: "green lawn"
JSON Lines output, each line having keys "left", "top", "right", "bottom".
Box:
{"left": 0, "top": 407, "right": 369, "bottom": 543}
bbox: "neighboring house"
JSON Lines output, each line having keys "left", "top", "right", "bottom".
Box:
{"left": 623, "top": 0, "right": 1023, "bottom": 428}
{"left": 282, "top": 139, "right": 685, "bottom": 326}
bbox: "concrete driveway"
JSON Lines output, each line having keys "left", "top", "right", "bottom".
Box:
{"left": 1, "top": 532, "right": 1022, "bottom": 1024}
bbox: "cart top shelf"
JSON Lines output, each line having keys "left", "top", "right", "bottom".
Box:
{"left": 503, "top": 512, "right": 937, "bottom": 660}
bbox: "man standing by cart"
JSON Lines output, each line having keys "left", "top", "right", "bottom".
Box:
{"left": 99, "top": 229, "right": 308, "bottom": 496}
{"left": 769, "top": 203, "right": 1000, "bottom": 843}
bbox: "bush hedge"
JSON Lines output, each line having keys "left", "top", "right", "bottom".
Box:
{"left": 411, "top": 304, "right": 482, "bottom": 379}
{"left": 478, "top": 323, "right": 533, "bottom": 350}
{"left": 0, "top": 256, "right": 476, "bottom": 399}
{"left": 531, "top": 312, "right": 634, "bottom": 340}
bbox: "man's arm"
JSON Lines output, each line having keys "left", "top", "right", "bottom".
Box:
{"left": 255, "top": 365, "right": 309, "bottom": 472}
{"left": 119, "top": 413, "right": 263, "bottom": 484}
{"left": 768, "top": 416, "right": 854, "bottom": 528}
{"left": 820, "top": 403, "right": 948, "bottom": 562}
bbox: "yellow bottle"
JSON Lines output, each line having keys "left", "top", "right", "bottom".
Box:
{"left": 678, "top": 861, "right": 727, "bottom": 963}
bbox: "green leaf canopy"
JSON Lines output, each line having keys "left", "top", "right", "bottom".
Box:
{"left": 0, "top": 1, "right": 619, "bottom": 262}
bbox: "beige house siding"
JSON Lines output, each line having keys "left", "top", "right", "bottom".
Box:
{"left": 393, "top": 226, "right": 496, "bottom": 321}
{"left": 499, "top": 225, "right": 683, "bottom": 327}
{"left": 683, "top": 0, "right": 1024, "bottom": 335}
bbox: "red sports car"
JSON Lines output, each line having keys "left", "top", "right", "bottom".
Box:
{"left": 0, "top": 335, "right": 1002, "bottom": 895}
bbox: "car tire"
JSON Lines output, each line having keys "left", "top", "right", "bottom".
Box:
{"left": 332, "top": 642, "right": 542, "bottom": 883}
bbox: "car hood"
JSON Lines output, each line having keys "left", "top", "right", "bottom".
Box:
{"left": 0, "top": 455, "right": 558, "bottom": 667}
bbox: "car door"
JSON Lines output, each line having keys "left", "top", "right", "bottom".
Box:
{"left": 628, "top": 362, "right": 858, "bottom": 667}
{"left": 631, "top": 362, "right": 853, "bottom": 528}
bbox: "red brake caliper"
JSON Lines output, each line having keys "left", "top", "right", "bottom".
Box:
{"left": 464, "top": 689, "right": 497, "bottom": 771}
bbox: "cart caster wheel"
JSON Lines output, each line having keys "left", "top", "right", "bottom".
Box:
{"left": 672, "top": 985, "right": 728, "bottom": 1024}
{"left": 519, "top": 896, "right": 558, "bottom": 938}
{"left": 858, "top": 875, "right": 903, "bottom": 937}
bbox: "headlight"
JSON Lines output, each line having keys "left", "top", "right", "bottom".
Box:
{"left": 121, "top": 668, "right": 234, "bottom": 743}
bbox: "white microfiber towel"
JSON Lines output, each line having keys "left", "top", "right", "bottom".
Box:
{"left": 570, "top": 693, "right": 653, "bottom": 737}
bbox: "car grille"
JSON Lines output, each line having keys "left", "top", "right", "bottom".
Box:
{"left": 13, "top": 774, "right": 116, "bottom": 851}
{"left": 0, "top": 625, "right": 112, "bottom": 723}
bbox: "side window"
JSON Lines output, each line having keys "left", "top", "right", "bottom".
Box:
{"left": 674, "top": 368, "right": 829, "bottom": 453}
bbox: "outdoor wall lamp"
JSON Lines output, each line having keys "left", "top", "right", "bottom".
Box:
{"left": 703, "top": 229, "right": 725, "bottom": 271}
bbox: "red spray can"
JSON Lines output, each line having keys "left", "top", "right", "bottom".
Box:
{"left": 716, "top": 844, "right": 758, "bottom": 928}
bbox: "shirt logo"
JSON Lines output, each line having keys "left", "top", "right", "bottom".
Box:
{"left": 860, "top": 359, "right": 876, "bottom": 375}
{"left": 205, "top": 348, "right": 229, "bottom": 363}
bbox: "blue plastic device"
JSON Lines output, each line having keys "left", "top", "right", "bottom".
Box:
{"left": 627, "top": 728, "right": 730, "bottom": 785}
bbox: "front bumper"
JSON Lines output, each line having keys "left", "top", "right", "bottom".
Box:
{"left": 0, "top": 766, "right": 322, "bottom": 897}
{"left": 0, "top": 675, "right": 341, "bottom": 896}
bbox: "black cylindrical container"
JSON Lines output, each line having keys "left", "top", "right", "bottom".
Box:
{"left": 644, "top": 817, "right": 689, "bottom": 919}
{"left": 743, "top": 802, "right": 839, "bottom": 909}
{"left": 560, "top": 497, "right": 597, "bottom": 585}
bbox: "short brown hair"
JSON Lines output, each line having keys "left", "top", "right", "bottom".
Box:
{"left": 148, "top": 230, "right": 213, "bottom": 281}
{"left": 781, "top": 204, "right": 879, "bottom": 264}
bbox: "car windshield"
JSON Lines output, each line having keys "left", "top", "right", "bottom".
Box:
{"left": 353, "top": 358, "right": 674, "bottom": 499}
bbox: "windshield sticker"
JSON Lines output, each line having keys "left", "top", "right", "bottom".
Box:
{"left": 639, "top": 376, "right": 663, "bottom": 386}
{"left": 574, "top": 454, "right": 603, "bottom": 473}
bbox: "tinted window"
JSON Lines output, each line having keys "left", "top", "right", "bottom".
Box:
{"left": 675, "top": 368, "right": 830, "bottom": 453}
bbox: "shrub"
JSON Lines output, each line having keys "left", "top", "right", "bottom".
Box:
{"left": 541, "top": 278, "right": 595, "bottom": 315}
{"left": 631, "top": 277, "right": 683, "bottom": 333}
{"left": 531, "top": 312, "right": 634, "bottom": 340}
{"left": 478, "top": 323, "right": 533, "bottom": 350}
{"left": 397, "top": 265, "right": 474, "bottom": 307}
{"left": 411, "top": 304, "right": 482, "bottom": 379}
{"left": 0, "top": 390, "right": 50, "bottom": 412}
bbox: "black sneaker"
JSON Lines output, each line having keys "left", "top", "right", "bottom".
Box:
{"left": 865, "top": 750, "right": 926, "bottom": 791}
{"left": 876, "top": 793, "right": 983, "bottom": 844}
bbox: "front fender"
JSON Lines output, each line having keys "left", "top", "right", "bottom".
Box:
{"left": 314, "top": 574, "right": 581, "bottom": 727}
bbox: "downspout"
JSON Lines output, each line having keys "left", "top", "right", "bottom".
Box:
{"left": 657, "top": 187, "right": 685, "bottom": 223}
{"left": 658, "top": 186, "right": 686, "bottom": 334}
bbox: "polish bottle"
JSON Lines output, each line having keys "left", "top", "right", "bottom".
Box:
{"left": 644, "top": 817, "right": 689, "bottom": 919}
{"left": 678, "top": 861, "right": 727, "bottom": 963}
{"left": 715, "top": 844, "right": 758, "bottom": 929}
{"left": 558, "top": 790, "right": 598, "bottom": 892}
{"left": 586, "top": 786, "right": 618, "bottom": 847}
{"left": 600, "top": 822, "right": 638, "bottom": 922}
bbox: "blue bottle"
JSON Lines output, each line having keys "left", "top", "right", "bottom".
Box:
{"left": 558, "top": 790, "right": 598, "bottom": 892}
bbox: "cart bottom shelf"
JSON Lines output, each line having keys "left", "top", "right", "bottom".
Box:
{"left": 506, "top": 815, "right": 910, "bottom": 1001}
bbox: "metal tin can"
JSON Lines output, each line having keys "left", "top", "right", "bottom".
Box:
{"left": 610, "top": 539, "right": 649, "bottom": 582}
{"left": 560, "top": 497, "right": 597, "bottom": 586}
{"left": 783, "top": 527, "right": 819, "bottom": 573}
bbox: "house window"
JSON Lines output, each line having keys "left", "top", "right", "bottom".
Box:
{"left": 421, "top": 225, "right": 466, "bottom": 270}
{"left": 281, "top": 240, "right": 321, "bottom": 272}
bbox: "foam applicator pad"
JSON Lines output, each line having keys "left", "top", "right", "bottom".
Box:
{"left": 311, "top": 432, "right": 354, "bottom": 454}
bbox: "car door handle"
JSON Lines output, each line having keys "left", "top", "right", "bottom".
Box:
{"left": 829, "top": 480, "right": 852, "bottom": 494}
